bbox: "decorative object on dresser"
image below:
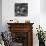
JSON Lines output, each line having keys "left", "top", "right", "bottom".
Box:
{"left": 7, "top": 23, "right": 34, "bottom": 46}
{"left": 8, "top": 19, "right": 19, "bottom": 23}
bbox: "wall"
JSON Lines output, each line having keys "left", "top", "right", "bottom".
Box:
{"left": 0, "top": 0, "right": 2, "bottom": 32}
{"left": 40, "top": 0, "right": 46, "bottom": 31}
{"left": 2, "top": 0, "right": 40, "bottom": 30}
{"left": 40, "top": 0, "right": 46, "bottom": 13}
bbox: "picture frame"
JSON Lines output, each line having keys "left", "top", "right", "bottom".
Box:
{"left": 15, "top": 3, "right": 28, "bottom": 16}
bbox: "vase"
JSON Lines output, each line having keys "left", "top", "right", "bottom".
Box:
{"left": 39, "top": 40, "right": 45, "bottom": 46}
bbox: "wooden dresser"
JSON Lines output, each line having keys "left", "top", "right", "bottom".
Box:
{"left": 7, "top": 23, "right": 34, "bottom": 46}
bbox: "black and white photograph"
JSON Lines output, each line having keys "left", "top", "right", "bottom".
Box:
{"left": 15, "top": 3, "right": 28, "bottom": 16}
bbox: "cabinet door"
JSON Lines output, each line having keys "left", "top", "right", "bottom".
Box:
{"left": 11, "top": 32, "right": 28, "bottom": 46}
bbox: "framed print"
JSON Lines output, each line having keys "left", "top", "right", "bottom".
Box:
{"left": 15, "top": 3, "right": 28, "bottom": 16}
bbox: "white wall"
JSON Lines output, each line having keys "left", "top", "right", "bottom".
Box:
{"left": 2, "top": 0, "right": 40, "bottom": 30}
{"left": 40, "top": 0, "right": 46, "bottom": 13}
{"left": 0, "top": 0, "right": 2, "bottom": 32}
{"left": 40, "top": 0, "right": 46, "bottom": 31}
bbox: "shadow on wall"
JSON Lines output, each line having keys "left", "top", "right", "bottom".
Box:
{"left": 40, "top": 0, "right": 46, "bottom": 14}
{"left": 0, "top": 0, "right": 2, "bottom": 32}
